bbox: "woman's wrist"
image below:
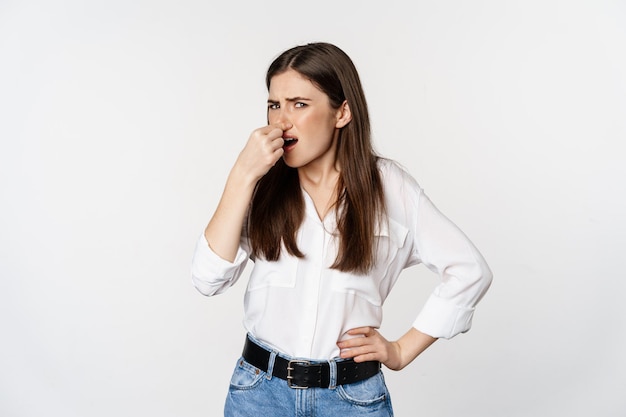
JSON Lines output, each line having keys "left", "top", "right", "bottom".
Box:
{"left": 390, "top": 328, "right": 437, "bottom": 371}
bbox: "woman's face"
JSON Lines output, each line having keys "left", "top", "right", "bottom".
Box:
{"left": 267, "top": 69, "right": 345, "bottom": 171}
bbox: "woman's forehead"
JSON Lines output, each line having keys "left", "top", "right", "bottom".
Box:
{"left": 268, "top": 69, "right": 325, "bottom": 99}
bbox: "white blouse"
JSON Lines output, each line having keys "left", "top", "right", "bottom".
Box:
{"left": 192, "top": 159, "right": 492, "bottom": 360}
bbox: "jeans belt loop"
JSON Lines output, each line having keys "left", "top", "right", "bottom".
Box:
{"left": 266, "top": 350, "right": 277, "bottom": 380}
{"left": 328, "top": 358, "right": 337, "bottom": 389}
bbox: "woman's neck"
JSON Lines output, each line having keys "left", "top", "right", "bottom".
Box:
{"left": 298, "top": 162, "right": 341, "bottom": 221}
{"left": 298, "top": 161, "right": 340, "bottom": 189}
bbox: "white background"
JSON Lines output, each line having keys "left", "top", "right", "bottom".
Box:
{"left": 1, "top": 0, "right": 625, "bottom": 416}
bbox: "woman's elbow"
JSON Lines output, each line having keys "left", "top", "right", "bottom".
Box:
{"left": 476, "top": 261, "right": 493, "bottom": 297}
{"left": 191, "top": 274, "right": 227, "bottom": 297}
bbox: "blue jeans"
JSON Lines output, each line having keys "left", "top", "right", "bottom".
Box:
{"left": 224, "top": 340, "right": 394, "bottom": 416}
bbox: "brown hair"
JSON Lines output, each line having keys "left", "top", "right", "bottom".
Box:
{"left": 249, "top": 42, "right": 385, "bottom": 273}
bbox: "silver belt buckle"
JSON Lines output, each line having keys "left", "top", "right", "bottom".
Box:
{"left": 287, "top": 359, "right": 311, "bottom": 389}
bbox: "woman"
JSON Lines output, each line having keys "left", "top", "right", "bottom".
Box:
{"left": 192, "top": 42, "right": 492, "bottom": 416}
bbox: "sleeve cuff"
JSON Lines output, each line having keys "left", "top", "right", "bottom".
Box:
{"left": 191, "top": 234, "right": 249, "bottom": 296}
{"left": 412, "top": 294, "right": 475, "bottom": 339}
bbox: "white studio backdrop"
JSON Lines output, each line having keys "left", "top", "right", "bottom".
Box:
{"left": 1, "top": 0, "right": 625, "bottom": 416}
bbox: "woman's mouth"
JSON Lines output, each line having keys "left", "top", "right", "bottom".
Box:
{"left": 283, "top": 137, "right": 298, "bottom": 151}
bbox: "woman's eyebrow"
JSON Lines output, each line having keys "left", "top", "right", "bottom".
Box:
{"left": 267, "top": 97, "right": 312, "bottom": 104}
{"left": 285, "top": 96, "right": 312, "bottom": 102}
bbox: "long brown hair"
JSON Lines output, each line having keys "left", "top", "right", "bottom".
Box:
{"left": 249, "top": 42, "right": 385, "bottom": 273}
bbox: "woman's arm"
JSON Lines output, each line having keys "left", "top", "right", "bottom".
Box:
{"left": 336, "top": 167, "right": 491, "bottom": 370}
{"left": 204, "top": 123, "right": 289, "bottom": 262}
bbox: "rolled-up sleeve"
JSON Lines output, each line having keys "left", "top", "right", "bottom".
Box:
{"left": 191, "top": 234, "right": 250, "bottom": 296}
{"left": 411, "top": 191, "right": 493, "bottom": 339}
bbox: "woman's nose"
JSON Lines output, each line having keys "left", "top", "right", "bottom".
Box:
{"left": 273, "top": 107, "right": 290, "bottom": 125}
{"left": 278, "top": 109, "right": 289, "bottom": 124}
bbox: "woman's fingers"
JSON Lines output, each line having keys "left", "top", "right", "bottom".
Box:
{"left": 235, "top": 123, "right": 292, "bottom": 181}
{"left": 346, "top": 327, "right": 375, "bottom": 337}
{"left": 338, "top": 327, "right": 383, "bottom": 360}
{"left": 337, "top": 327, "right": 403, "bottom": 368}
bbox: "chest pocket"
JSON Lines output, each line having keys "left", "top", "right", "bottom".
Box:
{"left": 247, "top": 255, "right": 298, "bottom": 291}
{"left": 330, "top": 218, "right": 409, "bottom": 306}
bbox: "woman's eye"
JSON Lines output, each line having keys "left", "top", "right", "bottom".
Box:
{"left": 268, "top": 103, "right": 279, "bottom": 110}
{"left": 295, "top": 102, "right": 306, "bottom": 108}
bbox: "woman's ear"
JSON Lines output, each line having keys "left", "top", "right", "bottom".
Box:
{"left": 335, "top": 100, "right": 352, "bottom": 128}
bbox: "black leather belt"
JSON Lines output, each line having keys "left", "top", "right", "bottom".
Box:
{"left": 242, "top": 335, "right": 381, "bottom": 389}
